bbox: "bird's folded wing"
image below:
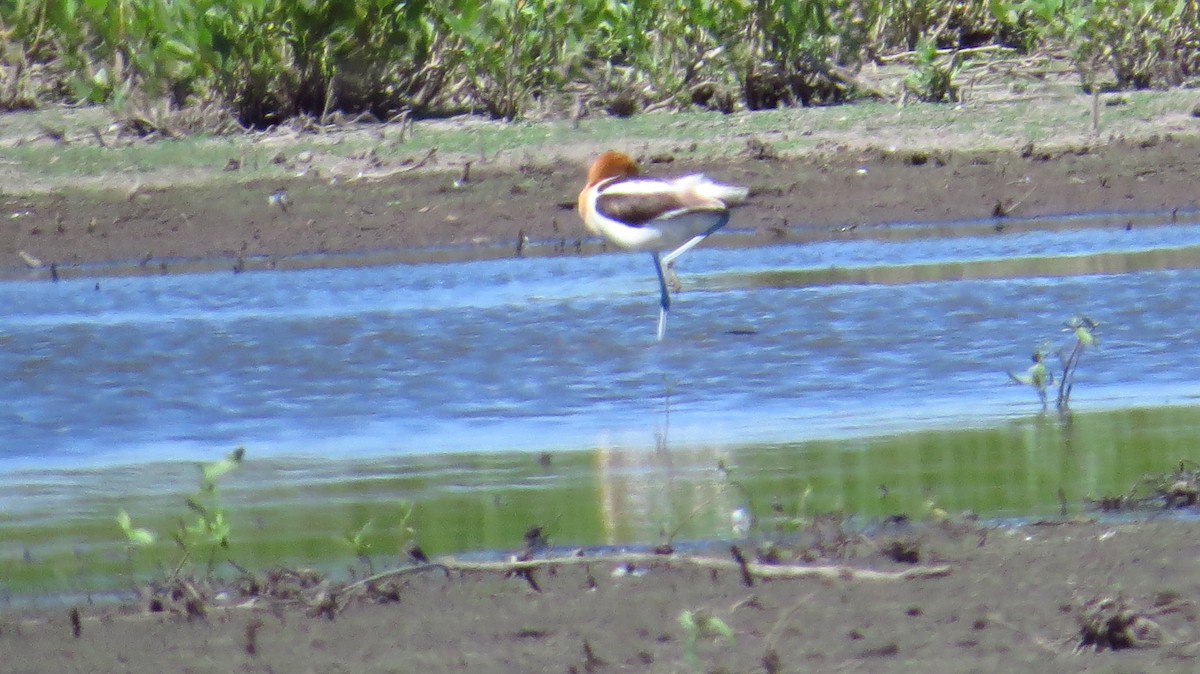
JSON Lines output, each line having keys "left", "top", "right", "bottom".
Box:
{"left": 595, "top": 178, "right": 725, "bottom": 226}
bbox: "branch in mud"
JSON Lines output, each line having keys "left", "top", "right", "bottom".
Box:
{"left": 361, "top": 553, "right": 952, "bottom": 584}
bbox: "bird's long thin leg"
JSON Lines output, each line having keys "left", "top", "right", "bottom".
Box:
{"left": 654, "top": 212, "right": 731, "bottom": 340}
{"left": 653, "top": 251, "right": 670, "bottom": 341}
{"left": 661, "top": 212, "right": 730, "bottom": 266}
{"left": 661, "top": 234, "right": 706, "bottom": 267}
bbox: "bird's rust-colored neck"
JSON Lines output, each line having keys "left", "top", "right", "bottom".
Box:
{"left": 585, "top": 151, "right": 639, "bottom": 187}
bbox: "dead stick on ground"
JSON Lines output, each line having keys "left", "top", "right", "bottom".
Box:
{"left": 997, "top": 183, "right": 1040, "bottom": 217}
{"left": 349, "top": 147, "right": 439, "bottom": 182}
{"left": 420, "top": 554, "right": 952, "bottom": 582}
{"left": 764, "top": 591, "right": 818, "bottom": 653}
{"left": 878, "top": 44, "right": 1015, "bottom": 64}
{"left": 40, "top": 555, "right": 950, "bottom": 629}
{"left": 398, "top": 147, "right": 438, "bottom": 173}
{"left": 343, "top": 562, "right": 451, "bottom": 593}
{"left": 340, "top": 554, "right": 951, "bottom": 594}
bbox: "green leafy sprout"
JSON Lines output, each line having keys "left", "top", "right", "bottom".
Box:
{"left": 903, "top": 36, "right": 962, "bottom": 103}
{"left": 1009, "top": 316, "right": 1098, "bottom": 411}
{"left": 116, "top": 509, "right": 156, "bottom": 548}
{"left": 171, "top": 447, "right": 246, "bottom": 577}
{"left": 679, "top": 609, "right": 736, "bottom": 667}
{"left": 114, "top": 447, "right": 245, "bottom": 583}
{"left": 339, "top": 501, "right": 417, "bottom": 574}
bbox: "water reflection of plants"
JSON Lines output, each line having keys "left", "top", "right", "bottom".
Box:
{"left": 7, "top": 404, "right": 1194, "bottom": 596}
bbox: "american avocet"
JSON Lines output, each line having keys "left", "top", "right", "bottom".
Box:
{"left": 577, "top": 151, "right": 749, "bottom": 340}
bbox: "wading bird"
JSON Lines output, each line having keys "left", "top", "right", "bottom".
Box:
{"left": 577, "top": 151, "right": 749, "bottom": 340}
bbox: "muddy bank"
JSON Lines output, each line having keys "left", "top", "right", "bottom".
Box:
{"left": 4, "top": 136, "right": 1200, "bottom": 277}
{"left": 4, "top": 518, "right": 1200, "bottom": 673}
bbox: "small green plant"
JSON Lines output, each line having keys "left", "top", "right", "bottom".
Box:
{"left": 764, "top": 483, "right": 815, "bottom": 537}
{"left": 115, "top": 507, "right": 157, "bottom": 583}
{"left": 1056, "top": 315, "right": 1097, "bottom": 409}
{"left": 114, "top": 446, "right": 246, "bottom": 583}
{"left": 1009, "top": 316, "right": 1097, "bottom": 411}
{"left": 903, "top": 36, "right": 961, "bottom": 103}
{"left": 678, "top": 609, "right": 735, "bottom": 667}
{"left": 922, "top": 493, "right": 950, "bottom": 524}
{"left": 1008, "top": 344, "right": 1053, "bottom": 409}
{"left": 172, "top": 446, "right": 245, "bottom": 578}
{"left": 342, "top": 518, "right": 376, "bottom": 571}
{"left": 116, "top": 508, "right": 157, "bottom": 548}
{"left": 339, "top": 500, "right": 417, "bottom": 574}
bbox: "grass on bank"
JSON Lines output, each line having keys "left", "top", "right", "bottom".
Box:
{"left": 2, "top": 0, "right": 1196, "bottom": 127}
{"left": 2, "top": 85, "right": 1198, "bottom": 196}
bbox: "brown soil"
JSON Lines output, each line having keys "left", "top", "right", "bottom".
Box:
{"left": 4, "top": 134, "right": 1200, "bottom": 277}
{"left": 4, "top": 109, "right": 1200, "bottom": 672}
{"left": 4, "top": 519, "right": 1200, "bottom": 673}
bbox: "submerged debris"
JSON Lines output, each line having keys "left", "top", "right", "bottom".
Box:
{"left": 1077, "top": 595, "right": 1164, "bottom": 651}
{"left": 880, "top": 538, "right": 921, "bottom": 564}
{"left": 1088, "top": 461, "right": 1200, "bottom": 513}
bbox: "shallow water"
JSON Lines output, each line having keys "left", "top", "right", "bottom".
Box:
{"left": 4, "top": 216, "right": 1200, "bottom": 595}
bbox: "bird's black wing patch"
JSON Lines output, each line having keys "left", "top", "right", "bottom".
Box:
{"left": 595, "top": 190, "right": 684, "bottom": 227}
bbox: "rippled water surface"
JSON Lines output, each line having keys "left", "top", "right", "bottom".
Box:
{"left": 5, "top": 216, "right": 1200, "bottom": 595}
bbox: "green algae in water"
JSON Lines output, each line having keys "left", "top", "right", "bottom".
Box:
{"left": 4, "top": 404, "right": 1200, "bottom": 597}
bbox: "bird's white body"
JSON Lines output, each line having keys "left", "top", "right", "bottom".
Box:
{"left": 577, "top": 151, "right": 750, "bottom": 340}
{"left": 579, "top": 174, "right": 749, "bottom": 252}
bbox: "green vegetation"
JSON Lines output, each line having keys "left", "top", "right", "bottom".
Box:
{"left": 1, "top": 0, "right": 1196, "bottom": 129}
{"left": 903, "top": 35, "right": 962, "bottom": 102}
{"left": 1008, "top": 315, "right": 1098, "bottom": 411}
{"left": 1056, "top": 315, "right": 1098, "bottom": 408}
{"left": 110, "top": 447, "right": 431, "bottom": 588}
{"left": 1009, "top": 347, "right": 1053, "bottom": 408}
{"left": 679, "top": 608, "right": 736, "bottom": 668}
{"left": 993, "top": 0, "right": 1197, "bottom": 91}
{"left": 339, "top": 500, "right": 417, "bottom": 574}
{"left": 5, "top": 406, "right": 1200, "bottom": 596}
{"left": 116, "top": 447, "right": 247, "bottom": 583}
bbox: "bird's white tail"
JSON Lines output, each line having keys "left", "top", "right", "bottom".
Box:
{"left": 675, "top": 175, "right": 750, "bottom": 205}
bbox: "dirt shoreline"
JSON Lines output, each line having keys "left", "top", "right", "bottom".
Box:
{"left": 5, "top": 517, "right": 1200, "bottom": 673}
{"left": 4, "top": 134, "right": 1200, "bottom": 278}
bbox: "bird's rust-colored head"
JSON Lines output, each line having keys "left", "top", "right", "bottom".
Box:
{"left": 579, "top": 151, "right": 640, "bottom": 220}
{"left": 585, "top": 151, "right": 639, "bottom": 187}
